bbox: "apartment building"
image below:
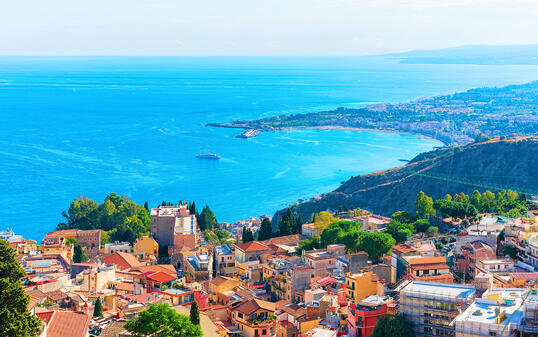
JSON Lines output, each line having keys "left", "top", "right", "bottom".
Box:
{"left": 150, "top": 205, "right": 197, "bottom": 248}
{"left": 303, "top": 244, "right": 346, "bottom": 278}
{"left": 398, "top": 281, "right": 476, "bottom": 337}
{"left": 104, "top": 241, "right": 132, "bottom": 254}
{"left": 345, "top": 271, "right": 383, "bottom": 302}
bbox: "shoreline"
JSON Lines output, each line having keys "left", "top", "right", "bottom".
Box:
{"left": 279, "top": 125, "right": 446, "bottom": 146}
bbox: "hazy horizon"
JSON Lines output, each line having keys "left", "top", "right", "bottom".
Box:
{"left": 3, "top": 0, "right": 538, "bottom": 56}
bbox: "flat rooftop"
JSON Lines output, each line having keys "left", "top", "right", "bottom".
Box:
{"left": 401, "top": 281, "right": 476, "bottom": 299}
{"left": 454, "top": 289, "right": 526, "bottom": 326}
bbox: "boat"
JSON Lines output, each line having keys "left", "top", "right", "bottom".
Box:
{"left": 196, "top": 153, "right": 221, "bottom": 160}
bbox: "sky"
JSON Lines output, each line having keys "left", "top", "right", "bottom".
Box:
{"left": 2, "top": 0, "right": 538, "bottom": 56}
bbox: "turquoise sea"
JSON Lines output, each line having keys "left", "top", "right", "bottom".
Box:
{"left": 2, "top": 56, "right": 538, "bottom": 240}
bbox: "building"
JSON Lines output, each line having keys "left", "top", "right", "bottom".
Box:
{"left": 214, "top": 245, "right": 237, "bottom": 277}
{"left": 207, "top": 276, "right": 242, "bottom": 304}
{"left": 398, "top": 281, "right": 476, "bottom": 337}
{"left": 104, "top": 241, "right": 132, "bottom": 254}
{"left": 303, "top": 244, "right": 346, "bottom": 278}
{"left": 345, "top": 271, "right": 383, "bottom": 302}
{"left": 150, "top": 205, "right": 197, "bottom": 249}
{"left": 405, "top": 256, "right": 453, "bottom": 283}
{"left": 231, "top": 298, "right": 277, "bottom": 337}
{"left": 356, "top": 214, "right": 391, "bottom": 232}
{"left": 234, "top": 241, "right": 270, "bottom": 275}
{"left": 476, "top": 258, "right": 514, "bottom": 274}
{"left": 302, "top": 223, "right": 320, "bottom": 238}
{"left": 36, "top": 311, "right": 91, "bottom": 337}
{"left": 453, "top": 288, "right": 527, "bottom": 337}
{"left": 102, "top": 252, "right": 142, "bottom": 271}
{"left": 76, "top": 229, "right": 101, "bottom": 258}
{"left": 41, "top": 236, "right": 73, "bottom": 260}
{"left": 455, "top": 240, "right": 496, "bottom": 277}
{"left": 347, "top": 295, "right": 393, "bottom": 337}
{"left": 286, "top": 264, "right": 314, "bottom": 303}
{"left": 133, "top": 236, "right": 159, "bottom": 260}
{"left": 184, "top": 253, "right": 212, "bottom": 282}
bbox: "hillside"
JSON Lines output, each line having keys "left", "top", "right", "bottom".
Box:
{"left": 273, "top": 137, "right": 538, "bottom": 222}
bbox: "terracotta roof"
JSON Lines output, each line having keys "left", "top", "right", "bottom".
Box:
{"left": 102, "top": 252, "right": 142, "bottom": 270}
{"left": 408, "top": 256, "right": 447, "bottom": 265}
{"left": 39, "top": 311, "right": 91, "bottom": 337}
{"left": 116, "top": 282, "right": 135, "bottom": 292}
{"left": 234, "top": 298, "right": 276, "bottom": 315}
{"left": 415, "top": 274, "right": 454, "bottom": 283}
{"left": 235, "top": 241, "right": 269, "bottom": 252}
{"left": 261, "top": 234, "right": 301, "bottom": 246}
{"left": 411, "top": 263, "right": 450, "bottom": 271}
{"left": 146, "top": 271, "right": 176, "bottom": 283}
{"left": 132, "top": 264, "right": 177, "bottom": 276}
{"left": 26, "top": 289, "right": 46, "bottom": 310}
{"left": 100, "top": 320, "right": 127, "bottom": 337}
{"left": 45, "top": 289, "right": 68, "bottom": 302}
{"left": 511, "top": 273, "right": 538, "bottom": 281}
{"left": 392, "top": 244, "right": 416, "bottom": 254}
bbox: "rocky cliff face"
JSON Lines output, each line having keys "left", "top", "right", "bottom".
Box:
{"left": 273, "top": 137, "right": 538, "bottom": 223}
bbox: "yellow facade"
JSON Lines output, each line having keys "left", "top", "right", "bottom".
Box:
{"left": 345, "top": 271, "right": 380, "bottom": 301}
{"left": 133, "top": 236, "right": 159, "bottom": 259}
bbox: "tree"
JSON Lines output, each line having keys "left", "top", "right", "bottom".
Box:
{"left": 360, "top": 232, "right": 395, "bottom": 261}
{"left": 391, "top": 211, "right": 416, "bottom": 224}
{"left": 372, "top": 314, "right": 414, "bottom": 337}
{"left": 413, "top": 219, "right": 430, "bottom": 233}
{"left": 481, "top": 191, "right": 496, "bottom": 212}
{"left": 426, "top": 226, "right": 439, "bottom": 236}
{"left": 144, "top": 201, "right": 149, "bottom": 211}
{"left": 0, "top": 240, "right": 42, "bottom": 337}
{"left": 415, "top": 191, "right": 435, "bottom": 219}
{"left": 313, "top": 211, "right": 339, "bottom": 232}
{"left": 73, "top": 244, "right": 88, "bottom": 263}
{"left": 501, "top": 245, "right": 517, "bottom": 259}
{"left": 444, "top": 194, "right": 452, "bottom": 201}
{"left": 258, "top": 218, "right": 273, "bottom": 241}
{"left": 93, "top": 297, "right": 103, "bottom": 317}
{"left": 294, "top": 215, "right": 303, "bottom": 235}
{"left": 470, "top": 190, "right": 482, "bottom": 210}
{"left": 189, "top": 301, "right": 200, "bottom": 325}
{"left": 278, "top": 208, "right": 294, "bottom": 236}
{"left": 125, "top": 303, "right": 203, "bottom": 337}
{"left": 242, "top": 228, "right": 254, "bottom": 243}
{"left": 385, "top": 220, "right": 414, "bottom": 243}
{"left": 198, "top": 205, "right": 217, "bottom": 231}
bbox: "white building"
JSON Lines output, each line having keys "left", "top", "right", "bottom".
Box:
{"left": 104, "top": 241, "right": 132, "bottom": 254}
{"left": 453, "top": 288, "right": 527, "bottom": 337}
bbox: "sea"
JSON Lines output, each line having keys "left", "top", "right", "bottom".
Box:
{"left": 2, "top": 56, "right": 538, "bottom": 240}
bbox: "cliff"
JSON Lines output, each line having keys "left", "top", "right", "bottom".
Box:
{"left": 273, "top": 137, "right": 538, "bottom": 222}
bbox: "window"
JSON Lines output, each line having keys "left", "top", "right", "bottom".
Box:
{"left": 262, "top": 329, "right": 267, "bottom": 335}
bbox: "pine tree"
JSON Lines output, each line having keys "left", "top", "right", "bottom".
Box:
{"left": 198, "top": 205, "right": 217, "bottom": 231}
{"left": 73, "top": 244, "right": 88, "bottom": 263}
{"left": 93, "top": 297, "right": 103, "bottom": 317}
{"left": 190, "top": 300, "right": 200, "bottom": 325}
{"left": 258, "top": 218, "right": 273, "bottom": 241}
{"left": 0, "top": 240, "right": 41, "bottom": 337}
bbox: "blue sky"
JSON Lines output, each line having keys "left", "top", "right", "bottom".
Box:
{"left": 2, "top": 0, "right": 538, "bottom": 56}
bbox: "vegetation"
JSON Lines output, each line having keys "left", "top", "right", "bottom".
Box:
{"left": 125, "top": 303, "right": 203, "bottom": 337}
{"left": 276, "top": 208, "right": 303, "bottom": 237}
{"left": 501, "top": 245, "right": 517, "bottom": 259}
{"left": 197, "top": 205, "right": 217, "bottom": 231}
{"left": 204, "top": 228, "right": 231, "bottom": 245}
{"left": 297, "top": 220, "right": 395, "bottom": 260}
{"left": 372, "top": 314, "right": 414, "bottom": 337}
{"left": 313, "top": 211, "right": 340, "bottom": 232}
{"left": 57, "top": 193, "right": 150, "bottom": 244}
{"left": 242, "top": 228, "right": 254, "bottom": 243}
{"left": 189, "top": 301, "right": 200, "bottom": 325}
{"left": 415, "top": 191, "right": 435, "bottom": 219}
{"left": 258, "top": 218, "right": 273, "bottom": 241}
{"left": 73, "top": 244, "right": 88, "bottom": 263}
{"left": 93, "top": 297, "right": 103, "bottom": 317}
{"left": 0, "top": 240, "right": 42, "bottom": 337}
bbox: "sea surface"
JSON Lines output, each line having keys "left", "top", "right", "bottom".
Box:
{"left": 2, "top": 56, "right": 538, "bottom": 240}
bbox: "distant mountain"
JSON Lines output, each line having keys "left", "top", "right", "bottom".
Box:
{"left": 273, "top": 137, "right": 538, "bottom": 222}
{"left": 386, "top": 44, "right": 538, "bottom": 65}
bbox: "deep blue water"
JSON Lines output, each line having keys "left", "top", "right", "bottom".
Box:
{"left": 2, "top": 56, "right": 538, "bottom": 240}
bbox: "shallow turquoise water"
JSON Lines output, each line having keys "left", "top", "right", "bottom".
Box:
{"left": 1, "top": 56, "right": 538, "bottom": 240}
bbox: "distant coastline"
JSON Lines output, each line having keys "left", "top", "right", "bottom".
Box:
{"left": 207, "top": 80, "right": 538, "bottom": 146}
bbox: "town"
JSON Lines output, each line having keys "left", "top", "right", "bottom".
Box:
{"left": 3, "top": 189, "right": 538, "bottom": 337}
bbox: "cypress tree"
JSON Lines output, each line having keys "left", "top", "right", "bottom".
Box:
{"left": 93, "top": 297, "right": 103, "bottom": 317}
{"left": 190, "top": 300, "right": 200, "bottom": 325}
{"left": 143, "top": 201, "right": 149, "bottom": 211}
{"left": 0, "top": 240, "right": 41, "bottom": 337}
{"left": 278, "top": 208, "right": 293, "bottom": 236}
{"left": 294, "top": 215, "right": 303, "bottom": 235}
{"left": 258, "top": 218, "right": 273, "bottom": 241}
{"left": 242, "top": 228, "right": 254, "bottom": 243}
{"left": 73, "top": 244, "right": 88, "bottom": 263}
